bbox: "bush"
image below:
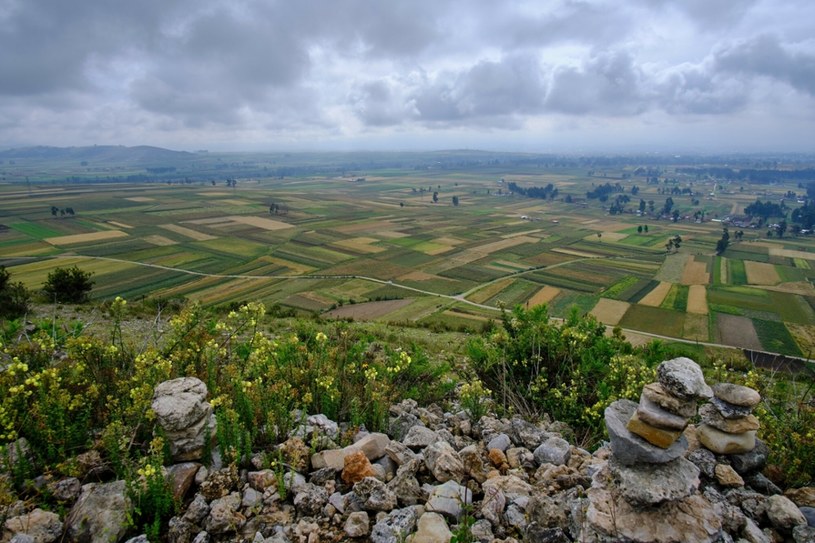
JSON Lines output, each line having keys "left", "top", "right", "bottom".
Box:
{"left": 0, "top": 266, "right": 31, "bottom": 319}
{"left": 42, "top": 265, "right": 94, "bottom": 303}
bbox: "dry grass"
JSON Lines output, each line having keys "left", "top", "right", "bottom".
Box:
{"left": 228, "top": 215, "right": 293, "bottom": 231}
{"left": 333, "top": 237, "right": 386, "bottom": 254}
{"left": 683, "top": 313, "right": 709, "bottom": 341}
{"left": 681, "top": 258, "right": 709, "bottom": 285}
{"left": 528, "top": 286, "right": 561, "bottom": 307}
{"left": 638, "top": 281, "right": 672, "bottom": 307}
{"left": 590, "top": 298, "right": 630, "bottom": 326}
{"left": 143, "top": 235, "right": 178, "bottom": 246}
{"left": 551, "top": 247, "right": 600, "bottom": 258}
{"left": 686, "top": 285, "right": 708, "bottom": 315}
{"left": 467, "top": 278, "right": 515, "bottom": 304}
{"left": 45, "top": 230, "right": 128, "bottom": 245}
{"left": 585, "top": 231, "right": 627, "bottom": 242}
{"left": 106, "top": 221, "right": 133, "bottom": 229}
{"left": 125, "top": 196, "right": 154, "bottom": 202}
{"left": 744, "top": 261, "right": 781, "bottom": 285}
{"left": 786, "top": 323, "right": 815, "bottom": 358}
{"left": 399, "top": 270, "right": 443, "bottom": 281}
{"left": 159, "top": 224, "right": 216, "bottom": 241}
{"left": 324, "top": 299, "right": 414, "bottom": 320}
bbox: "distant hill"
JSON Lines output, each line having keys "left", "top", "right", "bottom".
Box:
{"left": 0, "top": 145, "right": 193, "bottom": 164}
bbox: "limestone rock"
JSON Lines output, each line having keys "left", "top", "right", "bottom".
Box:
{"left": 470, "top": 519, "right": 494, "bottom": 543}
{"left": 609, "top": 456, "right": 700, "bottom": 506}
{"left": 481, "top": 486, "right": 506, "bottom": 525}
{"left": 459, "top": 445, "right": 488, "bottom": 483}
{"left": 293, "top": 483, "right": 329, "bottom": 516}
{"left": 344, "top": 511, "right": 370, "bottom": 538}
{"left": 533, "top": 436, "right": 571, "bottom": 466}
{"left": 279, "top": 437, "right": 310, "bottom": 473}
{"left": 408, "top": 512, "right": 452, "bottom": 543}
{"left": 205, "top": 492, "right": 245, "bottom": 534}
{"left": 4, "top": 509, "right": 63, "bottom": 543}
{"left": 65, "top": 480, "right": 132, "bottom": 543}
{"left": 290, "top": 413, "right": 339, "bottom": 442}
{"left": 605, "top": 400, "right": 688, "bottom": 465}
{"left": 626, "top": 411, "right": 683, "bottom": 449}
{"left": 636, "top": 395, "right": 689, "bottom": 430}
{"left": 710, "top": 397, "right": 754, "bottom": 419}
{"left": 793, "top": 525, "right": 815, "bottom": 542}
{"left": 48, "top": 477, "right": 81, "bottom": 502}
{"left": 166, "top": 462, "right": 201, "bottom": 502}
{"left": 152, "top": 377, "right": 216, "bottom": 462}
{"left": 786, "top": 487, "right": 815, "bottom": 508}
{"left": 487, "top": 433, "right": 511, "bottom": 452}
{"left": 688, "top": 447, "right": 717, "bottom": 478}
{"left": 310, "top": 432, "right": 390, "bottom": 470}
{"left": 509, "top": 417, "right": 549, "bottom": 449}
{"left": 403, "top": 426, "right": 437, "bottom": 449}
{"left": 354, "top": 477, "right": 398, "bottom": 511}
{"left": 371, "top": 507, "right": 419, "bottom": 543}
{"left": 384, "top": 440, "right": 418, "bottom": 466}
{"left": 657, "top": 357, "right": 713, "bottom": 400}
{"left": 343, "top": 450, "right": 377, "bottom": 484}
{"left": 729, "top": 439, "right": 769, "bottom": 474}
{"left": 699, "top": 403, "right": 760, "bottom": 433}
{"left": 389, "top": 412, "right": 421, "bottom": 442}
{"left": 426, "top": 480, "right": 471, "bottom": 520}
{"left": 642, "top": 382, "right": 698, "bottom": 418}
{"left": 714, "top": 464, "right": 745, "bottom": 488}
{"left": 767, "top": 495, "right": 807, "bottom": 531}
{"left": 697, "top": 424, "right": 756, "bottom": 455}
{"left": 481, "top": 474, "right": 533, "bottom": 505}
{"left": 712, "top": 383, "right": 761, "bottom": 408}
{"left": 423, "top": 441, "right": 465, "bottom": 483}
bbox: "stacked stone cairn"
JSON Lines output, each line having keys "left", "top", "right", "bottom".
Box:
{"left": 584, "top": 357, "right": 723, "bottom": 542}
{"left": 697, "top": 382, "right": 761, "bottom": 455}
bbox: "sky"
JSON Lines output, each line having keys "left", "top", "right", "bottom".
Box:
{"left": 1, "top": 0, "right": 814, "bottom": 153}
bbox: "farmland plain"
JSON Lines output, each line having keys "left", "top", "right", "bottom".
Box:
{"left": 2, "top": 150, "right": 815, "bottom": 356}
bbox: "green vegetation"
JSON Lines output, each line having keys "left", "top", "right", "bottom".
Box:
{"left": 42, "top": 266, "right": 95, "bottom": 303}
{"left": 0, "top": 266, "right": 30, "bottom": 319}
{"left": 661, "top": 284, "right": 689, "bottom": 312}
{"left": 752, "top": 319, "right": 802, "bottom": 356}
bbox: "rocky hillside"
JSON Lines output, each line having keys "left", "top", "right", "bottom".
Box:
{"left": 2, "top": 358, "right": 814, "bottom": 543}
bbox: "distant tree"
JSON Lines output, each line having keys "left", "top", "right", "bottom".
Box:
{"left": 735, "top": 230, "right": 744, "bottom": 242}
{"left": 452, "top": 196, "right": 459, "bottom": 207}
{"left": 637, "top": 225, "right": 643, "bottom": 234}
{"left": 715, "top": 228, "right": 730, "bottom": 255}
{"left": 211, "top": 180, "right": 216, "bottom": 186}
{"left": 432, "top": 191, "right": 439, "bottom": 203}
{"left": 400, "top": 202, "right": 404, "bottom": 208}
{"left": 663, "top": 197, "right": 674, "bottom": 215}
{"left": 42, "top": 266, "right": 94, "bottom": 303}
{"left": 65, "top": 207, "right": 74, "bottom": 216}
{"left": 778, "top": 220, "right": 787, "bottom": 238}
{"left": 0, "top": 266, "right": 30, "bottom": 319}
{"left": 631, "top": 185, "right": 640, "bottom": 195}
{"left": 597, "top": 232, "right": 602, "bottom": 241}
{"left": 51, "top": 206, "right": 58, "bottom": 217}
{"left": 639, "top": 199, "right": 646, "bottom": 213}
{"left": 672, "top": 209, "right": 680, "bottom": 222}
{"left": 644, "top": 225, "right": 648, "bottom": 233}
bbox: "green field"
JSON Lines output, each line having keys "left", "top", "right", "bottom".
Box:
{"left": 2, "top": 152, "right": 815, "bottom": 355}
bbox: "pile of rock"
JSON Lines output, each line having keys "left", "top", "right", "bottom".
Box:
{"left": 697, "top": 382, "right": 761, "bottom": 455}
{"left": 152, "top": 377, "right": 217, "bottom": 462}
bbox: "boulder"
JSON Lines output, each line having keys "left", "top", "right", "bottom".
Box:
{"left": 697, "top": 424, "right": 756, "bottom": 455}
{"left": 408, "top": 512, "right": 452, "bottom": 543}
{"left": 656, "top": 357, "right": 713, "bottom": 400}
{"left": 487, "top": 433, "right": 512, "bottom": 452}
{"left": 605, "top": 400, "right": 688, "bottom": 465}
{"left": 766, "top": 495, "right": 807, "bottom": 531}
{"left": 403, "top": 426, "right": 438, "bottom": 449}
{"left": 152, "top": 377, "right": 215, "bottom": 462}
{"left": 4, "top": 509, "right": 62, "bottom": 543}
{"left": 712, "top": 383, "right": 761, "bottom": 408}
{"left": 384, "top": 441, "right": 418, "bottom": 466}
{"left": 293, "top": 483, "right": 329, "bottom": 516}
{"left": 48, "top": 477, "right": 81, "bottom": 502}
{"left": 65, "top": 480, "right": 132, "bottom": 543}
{"left": 729, "top": 439, "right": 769, "bottom": 474}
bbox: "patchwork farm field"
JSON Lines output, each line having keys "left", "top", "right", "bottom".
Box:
{"left": 2, "top": 153, "right": 815, "bottom": 356}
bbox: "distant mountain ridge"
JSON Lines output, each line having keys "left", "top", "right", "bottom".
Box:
{"left": 0, "top": 145, "right": 192, "bottom": 164}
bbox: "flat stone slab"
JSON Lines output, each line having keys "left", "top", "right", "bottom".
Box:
{"left": 605, "top": 400, "right": 688, "bottom": 465}
{"left": 712, "top": 383, "right": 760, "bottom": 408}
{"left": 627, "top": 411, "right": 683, "bottom": 449}
{"left": 636, "top": 395, "right": 689, "bottom": 430}
{"left": 642, "top": 382, "right": 698, "bottom": 418}
{"left": 609, "top": 456, "right": 700, "bottom": 506}
{"left": 699, "top": 403, "right": 759, "bottom": 433}
{"left": 710, "top": 397, "right": 753, "bottom": 419}
{"left": 697, "top": 424, "right": 756, "bottom": 455}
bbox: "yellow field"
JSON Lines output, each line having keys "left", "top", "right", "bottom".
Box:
{"left": 333, "top": 237, "right": 386, "bottom": 254}
{"left": 431, "top": 236, "right": 537, "bottom": 272}
{"left": 227, "top": 216, "right": 294, "bottom": 230}
{"left": 528, "top": 286, "right": 561, "bottom": 307}
{"left": 681, "top": 258, "right": 709, "bottom": 285}
{"left": 143, "top": 235, "right": 178, "bottom": 246}
{"left": 399, "top": 270, "right": 442, "bottom": 281}
{"left": 467, "top": 278, "right": 514, "bottom": 304}
{"left": 744, "top": 261, "right": 780, "bottom": 285}
{"left": 686, "top": 285, "right": 708, "bottom": 314}
{"left": 45, "top": 230, "right": 128, "bottom": 245}
{"left": 264, "top": 256, "right": 315, "bottom": 275}
{"left": 334, "top": 220, "right": 396, "bottom": 234}
{"left": 159, "top": 224, "right": 216, "bottom": 241}
{"left": 590, "top": 298, "right": 630, "bottom": 325}
{"left": 639, "top": 281, "right": 672, "bottom": 307}
{"left": 586, "top": 232, "right": 626, "bottom": 242}
{"left": 551, "top": 247, "right": 599, "bottom": 258}
{"left": 765, "top": 246, "right": 815, "bottom": 261}
{"left": 683, "top": 313, "right": 709, "bottom": 340}
{"left": 125, "top": 196, "right": 154, "bottom": 202}
{"left": 107, "top": 221, "right": 133, "bottom": 229}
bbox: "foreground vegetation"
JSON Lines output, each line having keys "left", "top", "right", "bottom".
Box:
{"left": 0, "top": 297, "right": 812, "bottom": 537}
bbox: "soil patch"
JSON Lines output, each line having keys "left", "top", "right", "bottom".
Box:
{"left": 716, "top": 314, "right": 762, "bottom": 350}
{"left": 590, "top": 298, "right": 630, "bottom": 326}
{"left": 324, "top": 299, "right": 414, "bottom": 320}
{"left": 686, "top": 285, "right": 708, "bottom": 315}
{"left": 639, "top": 281, "right": 672, "bottom": 307}
{"left": 681, "top": 258, "right": 709, "bottom": 285}
{"left": 528, "top": 286, "right": 561, "bottom": 307}
{"left": 159, "top": 224, "right": 216, "bottom": 241}
{"left": 45, "top": 230, "right": 128, "bottom": 245}
{"left": 143, "top": 235, "right": 178, "bottom": 246}
{"left": 228, "top": 216, "right": 293, "bottom": 231}
{"left": 744, "top": 261, "right": 780, "bottom": 285}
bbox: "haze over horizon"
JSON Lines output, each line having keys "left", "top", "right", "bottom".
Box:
{"left": 2, "top": 0, "right": 814, "bottom": 154}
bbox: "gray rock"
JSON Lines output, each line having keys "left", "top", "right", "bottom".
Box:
{"left": 65, "top": 480, "right": 132, "bottom": 543}
{"left": 610, "top": 456, "right": 700, "bottom": 506}
{"left": 657, "top": 357, "right": 713, "bottom": 400}
{"left": 310, "top": 432, "right": 390, "bottom": 470}
{"left": 384, "top": 440, "right": 418, "bottom": 465}
{"left": 389, "top": 412, "right": 421, "bottom": 442}
{"left": 205, "top": 492, "right": 244, "bottom": 534}
{"left": 48, "top": 477, "right": 81, "bottom": 502}
{"left": 3, "top": 509, "right": 63, "bottom": 543}
{"left": 309, "top": 466, "right": 338, "bottom": 486}
{"left": 767, "top": 494, "right": 807, "bottom": 531}
{"left": 641, "top": 382, "right": 698, "bottom": 418}
{"left": 525, "top": 524, "right": 570, "bottom": 543}
{"left": 9, "top": 535, "right": 36, "bottom": 543}
{"left": 423, "top": 440, "right": 465, "bottom": 483}
{"left": 403, "top": 426, "right": 437, "bottom": 449}
{"left": 730, "top": 439, "right": 770, "bottom": 474}
{"left": 481, "top": 475, "right": 533, "bottom": 505}
{"left": 410, "top": 512, "right": 452, "bottom": 543}
{"left": 0, "top": 437, "right": 32, "bottom": 472}
{"left": 800, "top": 507, "right": 815, "bottom": 528}
{"left": 123, "top": 537, "right": 149, "bottom": 543}
{"left": 293, "top": 483, "right": 329, "bottom": 516}
{"left": 699, "top": 403, "right": 760, "bottom": 433}
{"left": 725, "top": 488, "right": 768, "bottom": 523}
{"left": 290, "top": 413, "right": 340, "bottom": 441}
{"left": 688, "top": 447, "right": 717, "bottom": 478}
{"left": 242, "top": 487, "right": 262, "bottom": 510}
{"left": 487, "top": 433, "right": 512, "bottom": 452}
{"left": 793, "top": 525, "right": 815, "bottom": 543}
{"left": 710, "top": 397, "right": 754, "bottom": 419}
{"left": 371, "top": 507, "right": 419, "bottom": 543}
{"left": 387, "top": 462, "right": 424, "bottom": 506}
{"left": 191, "top": 531, "right": 210, "bottom": 543}
{"left": 533, "top": 437, "right": 571, "bottom": 466}
{"left": 470, "top": 519, "right": 494, "bottom": 543}
{"left": 480, "top": 486, "right": 505, "bottom": 525}
{"left": 506, "top": 447, "right": 536, "bottom": 470}
{"left": 152, "top": 377, "right": 216, "bottom": 462}
{"left": 183, "top": 493, "right": 211, "bottom": 524}
{"left": 509, "top": 417, "right": 548, "bottom": 449}
{"left": 744, "top": 472, "right": 782, "bottom": 496}
{"left": 697, "top": 424, "right": 756, "bottom": 455}
{"left": 344, "top": 511, "right": 370, "bottom": 538}
{"left": 505, "top": 503, "right": 528, "bottom": 532}
{"left": 426, "top": 480, "right": 471, "bottom": 520}
{"left": 636, "top": 394, "right": 689, "bottom": 430}
{"left": 712, "top": 383, "right": 761, "bottom": 408}
{"left": 605, "top": 399, "right": 688, "bottom": 465}
{"left": 354, "top": 477, "right": 398, "bottom": 511}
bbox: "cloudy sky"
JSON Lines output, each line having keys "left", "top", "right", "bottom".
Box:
{"left": 1, "top": 0, "right": 814, "bottom": 153}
